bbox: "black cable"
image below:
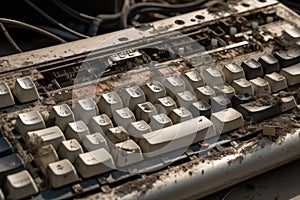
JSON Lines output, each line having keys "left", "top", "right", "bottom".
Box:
{"left": 0, "top": 22, "right": 22, "bottom": 53}
{"left": 24, "top": 0, "right": 89, "bottom": 39}
{"left": 0, "top": 18, "right": 66, "bottom": 43}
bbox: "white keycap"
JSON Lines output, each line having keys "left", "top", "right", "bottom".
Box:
{"left": 5, "top": 170, "right": 38, "bottom": 200}
{"left": 250, "top": 77, "right": 271, "bottom": 95}
{"left": 58, "top": 139, "right": 83, "bottom": 163}
{"left": 65, "top": 121, "right": 90, "bottom": 142}
{"left": 149, "top": 113, "right": 173, "bottom": 131}
{"left": 0, "top": 81, "right": 15, "bottom": 109}
{"left": 75, "top": 148, "right": 116, "bottom": 178}
{"left": 26, "top": 126, "right": 65, "bottom": 150}
{"left": 164, "top": 75, "right": 186, "bottom": 98}
{"left": 280, "top": 63, "right": 300, "bottom": 86}
{"left": 156, "top": 96, "right": 177, "bottom": 115}
{"left": 82, "top": 133, "right": 109, "bottom": 152}
{"left": 169, "top": 107, "right": 193, "bottom": 124}
{"left": 213, "top": 84, "right": 236, "bottom": 99}
{"left": 264, "top": 72, "right": 288, "bottom": 93}
{"left": 141, "top": 81, "right": 166, "bottom": 103}
{"left": 36, "top": 145, "right": 59, "bottom": 175}
{"left": 196, "top": 85, "right": 216, "bottom": 102}
{"left": 184, "top": 69, "right": 204, "bottom": 90}
{"left": 13, "top": 76, "right": 39, "bottom": 103}
{"left": 190, "top": 100, "right": 211, "bottom": 117}
{"left": 73, "top": 98, "right": 99, "bottom": 125}
{"left": 112, "top": 139, "right": 144, "bottom": 167}
{"left": 231, "top": 78, "right": 254, "bottom": 96}
{"left": 121, "top": 86, "right": 146, "bottom": 110}
{"left": 280, "top": 96, "right": 297, "bottom": 112}
{"left": 15, "top": 111, "right": 46, "bottom": 135}
{"left": 135, "top": 102, "right": 158, "bottom": 123}
{"left": 98, "top": 91, "right": 123, "bottom": 118}
{"left": 128, "top": 120, "right": 152, "bottom": 142}
{"left": 176, "top": 90, "right": 197, "bottom": 108}
{"left": 106, "top": 126, "right": 129, "bottom": 144}
{"left": 139, "top": 116, "right": 217, "bottom": 157}
{"left": 47, "top": 159, "right": 79, "bottom": 188}
{"left": 210, "top": 108, "right": 244, "bottom": 134}
{"left": 113, "top": 107, "right": 136, "bottom": 128}
{"left": 89, "top": 114, "right": 113, "bottom": 134}
{"left": 50, "top": 104, "right": 75, "bottom": 131}
{"left": 222, "top": 63, "right": 245, "bottom": 83}
{"left": 202, "top": 67, "right": 225, "bottom": 87}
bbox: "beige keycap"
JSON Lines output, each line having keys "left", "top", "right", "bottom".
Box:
{"left": 264, "top": 72, "right": 288, "bottom": 93}
{"left": 81, "top": 133, "right": 109, "bottom": 152}
{"left": 35, "top": 145, "right": 59, "bottom": 175}
{"left": 98, "top": 91, "right": 123, "bottom": 118}
{"left": 0, "top": 81, "right": 15, "bottom": 109}
{"left": 113, "top": 107, "right": 136, "bottom": 128}
{"left": 121, "top": 86, "right": 146, "bottom": 110}
{"left": 65, "top": 121, "right": 90, "bottom": 142}
{"left": 196, "top": 85, "right": 216, "bottom": 102}
{"left": 128, "top": 120, "right": 152, "bottom": 142}
{"left": 75, "top": 148, "right": 115, "bottom": 178}
{"left": 47, "top": 159, "right": 79, "bottom": 188}
{"left": 141, "top": 81, "right": 166, "bottom": 103}
{"left": 149, "top": 113, "right": 173, "bottom": 131}
{"left": 58, "top": 139, "right": 83, "bottom": 163}
{"left": 15, "top": 111, "right": 46, "bottom": 135}
{"left": 176, "top": 90, "right": 197, "bottom": 108}
{"left": 222, "top": 63, "right": 245, "bottom": 83}
{"left": 164, "top": 75, "right": 186, "bottom": 98}
{"left": 184, "top": 69, "right": 204, "bottom": 90}
{"left": 213, "top": 84, "right": 236, "bottom": 99}
{"left": 13, "top": 76, "right": 39, "bottom": 103}
{"left": 156, "top": 96, "right": 177, "bottom": 115}
{"left": 250, "top": 77, "right": 271, "bottom": 94}
{"left": 135, "top": 102, "right": 158, "bottom": 123}
{"left": 5, "top": 170, "right": 38, "bottom": 200}
{"left": 73, "top": 98, "right": 99, "bottom": 125}
{"left": 280, "top": 96, "right": 297, "bottom": 112}
{"left": 89, "top": 114, "right": 113, "bottom": 134}
{"left": 202, "top": 67, "right": 225, "bottom": 87}
{"left": 280, "top": 63, "right": 300, "bottom": 86}
{"left": 231, "top": 78, "right": 254, "bottom": 96}
{"left": 50, "top": 104, "right": 75, "bottom": 131}
{"left": 106, "top": 126, "right": 129, "bottom": 144}
{"left": 169, "top": 107, "right": 193, "bottom": 124}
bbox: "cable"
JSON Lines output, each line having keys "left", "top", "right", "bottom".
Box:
{"left": 0, "top": 22, "right": 22, "bottom": 53}
{"left": 0, "top": 18, "right": 66, "bottom": 43}
{"left": 24, "top": 0, "right": 89, "bottom": 39}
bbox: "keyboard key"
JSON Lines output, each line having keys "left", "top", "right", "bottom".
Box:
{"left": 202, "top": 67, "right": 225, "bottom": 87}
{"left": 264, "top": 72, "right": 288, "bottom": 93}
{"left": 280, "top": 96, "right": 297, "bottom": 112}
{"left": 274, "top": 46, "right": 300, "bottom": 68}
{"left": 98, "top": 91, "right": 123, "bottom": 118}
{"left": 75, "top": 148, "right": 115, "bottom": 178}
{"left": 121, "top": 86, "right": 146, "bottom": 110}
{"left": 211, "top": 95, "right": 232, "bottom": 113}
{"left": 35, "top": 145, "right": 59, "bottom": 175}
{"left": 13, "top": 76, "right": 39, "bottom": 103}
{"left": 15, "top": 111, "right": 46, "bottom": 135}
{"left": 164, "top": 75, "right": 186, "bottom": 98}
{"left": 231, "top": 78, "right": 254, "bottom": 96}
{"left": 213, "top": 84, "right": 236, "bottom": 99}
{"left": 141, "top": 81, "right": 166, "bottom": 103}
{"left": 280, "top": 63, "right": 300, "bottom": 86}
{"left": 0, "top": 153, "right": 24, "bottom": 184}
{"left": 49, "top": 104, "right": 75, "bottom": 131}
{"left": 0, "top": 81, "right": 15, "bottom": 109}
{"left": 135, "top": 102, "right": 158, "bottom": 123}
{"left": 73, "top": 98, "right": 99, "bottom": 125}
{"left": 184, "top": 69, "right": 204, "bottom": 90}
{"left": 106, "top": 126, "right": 129, "bottom": 144}
{"left": 58, "top": 139, "right": 83, "bottom": 163}
{"left": 0, "top": 137, "right": 12, "bottom": 157}
{"left": 210, "top": 108, "right": 244, "bottom": 134}
{"left": 222, "top": 63, "right": 245, "bottom": 84}
{"left": 250, "top": 77, "right": 271, "bottom": 95}
{"left": 258, "top": 54, "right": 280, "bottom": 74}
{"left": 5, "top": 170, "right": 38, "bottom": 200}
{"left": 112, "top": 139, "right": 144, "bottom": 167}
{"left": 26, "top": 126, "right": 65, "bottom": 150}
{"left": 139, "top": 116, "right": 217, "bottom": 157}
{"left": 113, "top": 107, "right": 136, "bottom": 129}
{"left": 149, "top": 113, "right": 173, "bottom": 131}
{"left": 156, "top": 96, "right": 177, "bottom": 115}
{"left": 47, "top": 159, "right": 79, "bottom": 188}
{"left": 241, "top": 59, "right": 264, "bottom": 79}
{"left": 65, "top": 121, "right": 90, "bottom": 142}
{"left": 190, "top": 101, "right": 211, "bottom": 118}
{"left": 169, "top": 107, "right": 193, "bottom": 124}
{"left": 231, "top": 94, "right": 253, "bottom": 109}
{"left": 0, "top": 189, "right": 4, "bottom": 200}
{"left": 81, "top": 133, "right": 109, "bottom": 152}
{"left": 128, "top": 120, "right": 152, "bottom": 142}
{"left": 196, "top": 85, "right": 216, "bottom": 102}
{"left": 176, "top": 90, "right": 197, "bottom": 109}
{"left": 89, "top": 114, "right": 113, "bottom": 134}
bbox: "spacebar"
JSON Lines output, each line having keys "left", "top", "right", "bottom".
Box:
{"left": 138, "top": 116, "right": 217, "bottom": 157}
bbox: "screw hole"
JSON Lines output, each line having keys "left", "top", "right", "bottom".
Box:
{"left": 258, "top": 0, "right": 267, "bottom": 2}
{"left": 190, "top": 19, "right": 196, "bottom": 22}
{"left": 195, "top": 15, "right": 205, "bottom": 20}
{"left": 118, "top": 37, "right": 129, "bottom": 42}
{"left": 175, "top": 20, "right": 185, "bottom": 25}
{"left": 241, "top": 2, "right": 250, "bottom": 7}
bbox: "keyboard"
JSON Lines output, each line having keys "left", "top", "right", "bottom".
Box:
{"left": 0, "top": 0, "right": 300, "bottom": 199}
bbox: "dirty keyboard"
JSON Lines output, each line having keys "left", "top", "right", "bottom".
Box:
{"left": 0, "top": 0, "right": 300, "bottom": 199}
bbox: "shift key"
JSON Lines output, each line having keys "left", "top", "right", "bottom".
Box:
{"left": 0, "top": 153, "right": 24, "bottom": 185}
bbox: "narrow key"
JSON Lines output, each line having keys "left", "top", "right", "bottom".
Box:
{"left": 98, "top": 91, "right": 123, "bottom": 118}
{"left": 5, "top": 170, "right": 39, "bottom": 200}
{"left": 112, "top": 139, "right": 144, "bottom": 167}
{"left": 141, "top": 81, "right": 166, "bottom": 103}
{"left": 250, "top": 77, "right": 271, "bottom": 95}
{"left": 258, "top": 54, "right": 280, "bottom": 74}
{"left": 0, "top": 81, "right": 15, "bottom": 109}
{"left": 135, "top": 102, "right": 158, "bottom": 123}
{"left": 15, "top": 111, "right": 46, "bottom": 135}
{"left": 280, "top": 96, "right": 297, "bottom": 112}
{"left": 81, "top": 132, "right": 109, "bottom": 152}
{"left": 0, "top": 137, "right": 13, "bottom": 157}
{"left": 89, "top": 114, "right": 113, "bottom": 134}
{"left": 50, "top": 104, "right": 75, "bottom": 131}
{"left": 139, "top": 116, "right": 217, "bottom": 157}
{"left": 73, "top": 98, "right": 99, "bottom": 125}
{"left": 26, "top": 126, "right": 65, "bottom": 150}
{"left": 222, "top": 63, "right": 245, "bottom": 84}
{"left": 264, "top": 72, "right": 288, "bottom": 93}
{"left": 213, "top": 84, "right": 236, "bottom": 99}
{"left": 280, "top": 63, "right": 300, "bottom": 86}
{"left": 241, "top": 59, "right": 264, "bottom": 79}
{"left": 149, "top": 113, "right": 173, "bottom": 131}
{"left": 113, "top": 107, "right": 136, "bottom": 129}
{"left": 176, "top": 90, "right": 197, "bottom": 109}
{"left": 0, "top": 153, "right": 24, "bottom": 184}
{"left": 47, "top": 159, "right": 79, "bottom": 188}
{"left": 202, "top": 67, "right": 225, "bottom": 87}
{"left": 231, "top": 78, "right": 254, "bottom": 96}
{"left": 121, "top": 86, "right": 146, "bottom": 110}
{"left": 211, "top": 95, "right": 232, "bottom": 113}
{"left": 65, "top": 121, "right": 90, "bottom": 143}
{"left": 75, "top": 148, "right": 116, "bottom": 178}
{"left": 190, "top": 101, "right": 211, "bottom": 118}
{"left": 156, "top": 96, "right": 177, "bottom": 115}
{"left": 196, "top": 85, "right": 216, "bottom": 102}
{"left": 169, "top": 107, "right": 193, "bottom": 124}
{"left": 274, "top": 46, "right": 300, "bottom": 68}
{"left": 58, "top": 139, "right": 83, "bottom": 163}
{"left": 35, "top": 145, "right": 59, "bottom": 175}
{"left": 13, "top": 76, "right": 39, "bottom": 103}
{"left": 106, "top": 126, "right": 129, "bottom": 144}
{"left": 164, "top": 75, "right": 186, "bottom": 98}
{"left": 128, "top": 120, "right": 152, "bottom": 142}
{"left": 183, "top": 69, "right": 204, "bottom": 90}
{"left": 210, "top": 108, "right": 244, "bottom": 134}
